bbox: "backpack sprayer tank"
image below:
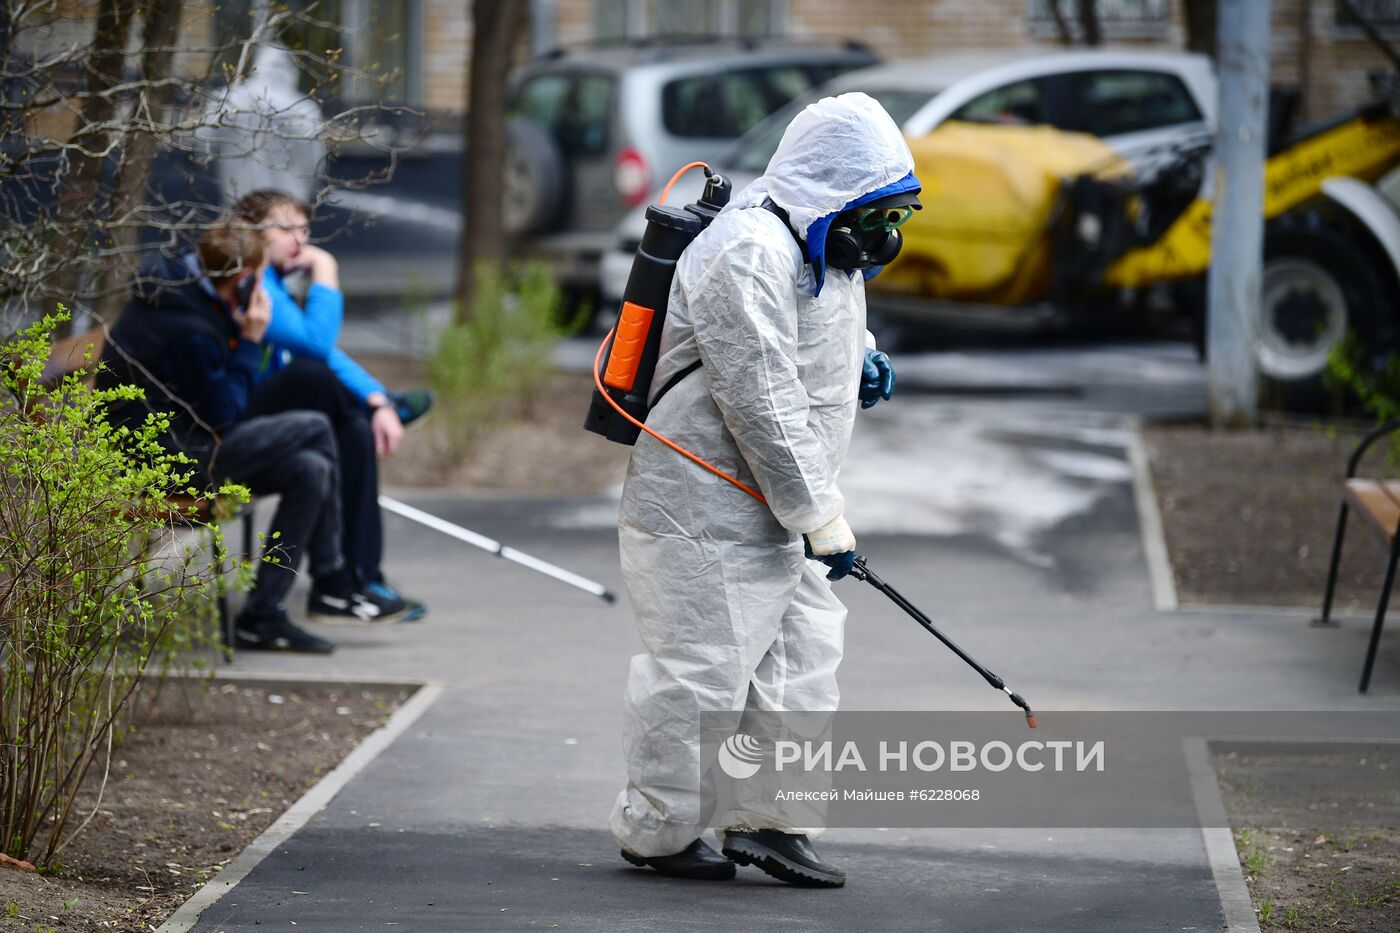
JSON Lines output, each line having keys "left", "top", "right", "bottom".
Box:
{"left": 583, "top": 169, "right": 732, "bottom": 444}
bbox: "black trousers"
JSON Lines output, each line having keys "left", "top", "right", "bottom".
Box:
{"left": 245, "top": 358, "right": 385, "bottom": 586}
{"left": 208, "top": 410, "right": 344, "bottom": 614}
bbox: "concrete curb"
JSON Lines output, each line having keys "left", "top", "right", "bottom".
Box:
{"left": 154, "top": 679, "right": 446, "bottom": 932}
{"left": 1183, "top": 737, "right": 1262, "bottom": 933}
{"left": 1173, "top": 602, "right": 1376, "bottom": 624}
{"left": 1126, "top": 422, "right": 1179, "bottom": 612}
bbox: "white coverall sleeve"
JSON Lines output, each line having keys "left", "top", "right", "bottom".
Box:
{"left": 688, "top": 233, "right": 844, "bottom": 536}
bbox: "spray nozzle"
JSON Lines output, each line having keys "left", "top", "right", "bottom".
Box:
{"left": 685, "top": 171, "right": 733, "bottom": 227}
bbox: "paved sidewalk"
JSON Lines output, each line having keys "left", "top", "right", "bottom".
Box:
{"left": 178, "top": 412, "right": 1400, "bottom": 930}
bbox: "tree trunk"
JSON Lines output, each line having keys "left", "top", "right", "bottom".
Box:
{"left": 0, "top": 1, "right": 16, "bottom": 140}
{"left": 1077, "top": 0, "right": 1102, "bottom": 46}
{"left": 96, "top": 0, "right": 183, "bottom": 324}
{"left": 1183, "top": 0, "right": 1218, "bottom": 59}
{"left": 52, "top": 0, "right": 138, "bottom": 327}
{"left": 457, "top": 0, "right": 527, "bottom": 321}
{"left": 1047, "top": 0, "right": 1073, "bottom": 46}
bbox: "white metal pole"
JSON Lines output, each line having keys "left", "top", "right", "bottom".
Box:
{"left": 378, "top": 496, "right": 617, "bottom": 603}
{"left": 1205, "top": 0, "right": 1270, "bottom": 426}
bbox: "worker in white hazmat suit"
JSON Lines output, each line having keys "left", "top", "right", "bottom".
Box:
{"left": 612, "top": 93, "right": 920, "bottom": 887}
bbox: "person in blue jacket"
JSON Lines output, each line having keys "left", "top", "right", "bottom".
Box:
{"left": 232, "top": 189, "right": 432, "bottom": 621}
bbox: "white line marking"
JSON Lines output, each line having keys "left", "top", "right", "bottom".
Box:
{"left": 1127, "top": 421, "right": 1179, "bottom": 611}
{"left": 1183, "top": 736, "right": 1262, "bottom": 933}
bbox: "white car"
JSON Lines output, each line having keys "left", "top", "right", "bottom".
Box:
{"left": 600, "top": 48, "right": 1215, "bottom": 306}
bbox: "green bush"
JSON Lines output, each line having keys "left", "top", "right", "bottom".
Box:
{"left": 429, "top": 261, "right": 575, "bottom": 454}
{"left": 1327, "top": 333, "right": 1400, "bottom": 423}
{"left": 1326, "top": 333, "right": 1400, "bottom": 468}
{"left": 0, "top": 313, "right": 249, "bottom": 865}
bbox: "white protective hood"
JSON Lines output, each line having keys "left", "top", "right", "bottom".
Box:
{"left": 728, "top": 91, "right": 919, "bottom": 294}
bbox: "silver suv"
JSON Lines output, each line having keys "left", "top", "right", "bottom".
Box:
{"left": 504, "top": 38, "right": 879, "bottom": 303}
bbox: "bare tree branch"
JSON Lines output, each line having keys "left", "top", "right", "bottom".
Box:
{"left": 1, "top": 0, "right": 417, "bottom": 336}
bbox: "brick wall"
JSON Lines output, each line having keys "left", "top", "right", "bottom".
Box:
{"left": 387, "top": 1, "right": 1398, "bottom": 123}
{"left": 1296, "top": 2, "right": 1397, "bottom": 120}
{"left": 19, "top": 1, "right": 1397, "bottom": 124}
{"left": 423, "top": 0, "right": 471, "bottom": 113}
{"left": 786, "top": 0, "right": 1026, "bottom": 58}
{"left": 556, "top": 0, "right": 596, "bottom": 46}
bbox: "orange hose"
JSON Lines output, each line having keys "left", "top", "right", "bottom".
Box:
{"left": 593, "top": 329, "right": 767, "bottom": 504}
{"left": 658, "top": 161, "right": 709, "bottom": 206}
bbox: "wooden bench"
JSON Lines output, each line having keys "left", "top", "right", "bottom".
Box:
{"left": 1317, "top": 417, "right": 1400, "bottom": 692}
{"left": 24, "top": 326, "right": 254, "bottom": 655}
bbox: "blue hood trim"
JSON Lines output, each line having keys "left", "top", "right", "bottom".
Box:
{"left": 807, "top": 170, "right": 921, "bottom": 296}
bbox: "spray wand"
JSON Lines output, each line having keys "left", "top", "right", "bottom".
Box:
{"left": 849, "top": 557, "right": 1037, "bottom": 728}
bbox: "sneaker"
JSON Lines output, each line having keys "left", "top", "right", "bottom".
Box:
{"left": 363, "top": 580, "right": 427, "bottom": 622}
{"left": 306, "top": 588, "right": 385, "bottom": 622}
{"left": 234, "top": 609, "right": 335, "bottom": 654}
{"left": 389, "top": 389, "right": 434, "bottom": 427}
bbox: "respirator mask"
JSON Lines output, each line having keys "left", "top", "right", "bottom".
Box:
{"left": 824, "top": 192, "right": 921, "bottom": 272}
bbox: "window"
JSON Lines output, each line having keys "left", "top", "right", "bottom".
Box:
{"left": 1337, "top": 1, "right": 1400, "bottom": 36}
{"left": 654, "top": 1, "right": 716, "bottom": 37}
{"left": 567, "top": 75, "right": 614, "bottom": 155}
{"left": 258, "top": 0, "right": 422, "bottom": 105}
{"left": 1026, "top": 0, "right": 1170, "bottom": 41}
{"left": 664, "top": 65, "right": 846, "bottom": 139}
{"left": 727, "top": 86, "right": 938, "bottom": 173}
{"left": 1060, "top": 70, "right": 1202, "bottom": 137}
{"left": 951, "top": 80, "right": 1050, "bottom": 126}
{"left": 869, "top": 88, "right": 943, "bottom": 128}
{"left": 512, "top": 73, "right": 615, "bottom": 156}
{"left": 594, "top": 0, "right": 785, "bottom": 40}
{"left": 513, "top": 75, "right": 572, "bottom": 128}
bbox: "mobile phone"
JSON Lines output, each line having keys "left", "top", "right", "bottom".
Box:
{"left": 234, "top": 273, "right": 257, "bottom": 313}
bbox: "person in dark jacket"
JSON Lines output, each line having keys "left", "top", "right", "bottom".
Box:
{"left": 97, "top": 222, "right": 378, "bottom": 653}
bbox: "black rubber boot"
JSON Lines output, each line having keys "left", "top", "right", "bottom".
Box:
{"left": 620, "top": 838, "right": 736, "bottom": 880}
{"left": 722, "top": 830, "right": 845, "bottom": 888}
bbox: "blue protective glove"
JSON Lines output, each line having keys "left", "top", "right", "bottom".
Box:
{"left": 817, "top": 549, "right": 856, "bottom": 581}
{"left": 859, "top": 348, "right": 895, "bottom": 410}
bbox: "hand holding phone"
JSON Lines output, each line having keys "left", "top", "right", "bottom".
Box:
{"left": 232, "top": 274, "right": 270, "bottom": 343}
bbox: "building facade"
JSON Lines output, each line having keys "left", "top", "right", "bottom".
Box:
{"left": 405, "top": 1, "right": 1397, "bottom": 123}
{"left": 19, "top": 2, "right": 1400, "bottom": 133}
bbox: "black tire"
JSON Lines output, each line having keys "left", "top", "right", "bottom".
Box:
{"left": 1173, "top": 277, "right": 1207, "bottom": 362}
{"left": 503, "top": 118, "right": 568, "bottom": 237}
{"left": 1256, "top": 218, "right": 1393, "bottom": 412}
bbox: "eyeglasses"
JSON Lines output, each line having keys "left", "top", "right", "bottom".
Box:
{"left": 856, "top": 205, "right": 915, "bottom": 233}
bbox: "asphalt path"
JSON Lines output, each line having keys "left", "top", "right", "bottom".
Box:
{"left": 186, "top": 347, "right": 1400, "bottom": 931}
{"left": 193, "top": 495, "right": 1228, "bottom": 931}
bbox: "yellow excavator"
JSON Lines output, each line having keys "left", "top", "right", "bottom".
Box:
{"left": 870, "top": 70, "right": 1400, "bottom": 406}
